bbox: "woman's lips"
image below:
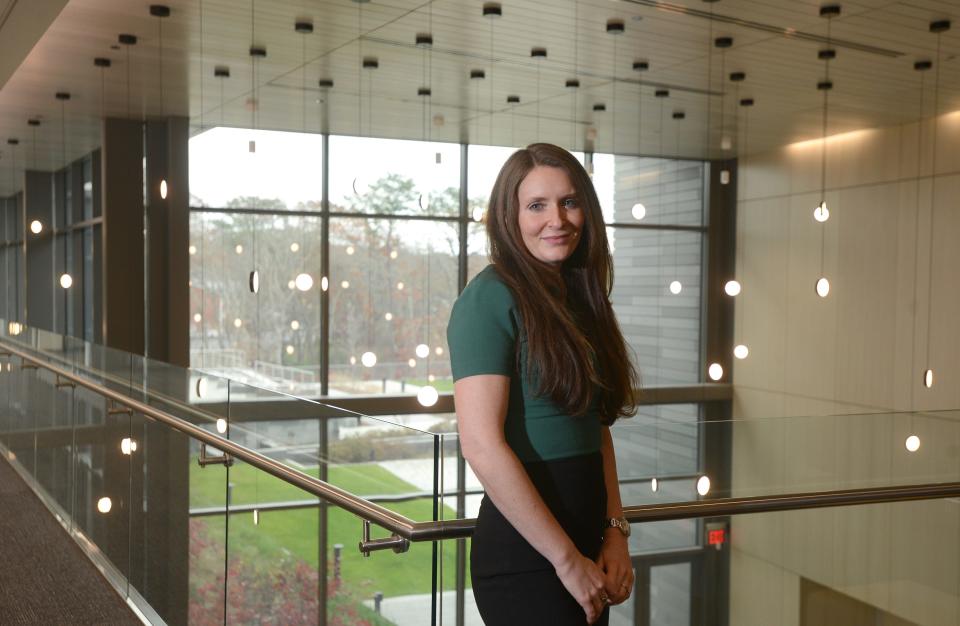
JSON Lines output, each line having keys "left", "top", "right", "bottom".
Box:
{"left": 542, "top": 233, "right": 572, "bottom": 244}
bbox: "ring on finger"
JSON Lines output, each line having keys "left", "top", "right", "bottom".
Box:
{"left": 599, "top": 592, "right": 610, "bottom": 604}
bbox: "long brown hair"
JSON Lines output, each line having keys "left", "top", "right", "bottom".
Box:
{"left": 486, "top": 143, "right": 639, "bottom": 424}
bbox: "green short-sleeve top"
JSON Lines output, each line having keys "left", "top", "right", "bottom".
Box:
{"left": 447, "top": 265, "right": 601, "bottom": 462}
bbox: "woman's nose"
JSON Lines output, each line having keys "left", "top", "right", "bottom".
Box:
{"left": 545, "top": 203, "right": 566, "bottom": 226}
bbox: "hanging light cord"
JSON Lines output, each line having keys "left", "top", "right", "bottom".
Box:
{"left": 158, "top": 15, "right": 164, "bottom": 118}
{"left": 819, "top": 17, "right": 832, "bottom": 277}
{"left": 925, "top": 31, "right": 943, "bottom": 373}
{"left": 251, "top": 0, "right": 260, "bottom": 363}
{"left": 428, "top": 4, "right": 433, "bottom": 142}
{"left": 358, "top": 1, "right": 363, "bottom": 136}
{"left": 718, "top": 48, "right": 726, "bottom": 150}
{"left": 704, "top": 4, "right": 714, "bottom": 159}
{"left": 199, "top": 0, "right": 204, "bottom": 132}
{"left": 909, "top": 67, "right": 925, "bottom": 407}
{"left": 736, "top": 102, "right": 750, "bottom": 345}
{"left": 612, "top": 33, "right": 618, "bottom": 154}
{"left": 489, "top": 14, "right": 495, "bottom": 144}
{"left": 536, "top": 59, "right": 541, "bottom": 139}
{"left": 125, "top": 45, "right": 131, "bottom": 120}
{"left": 572, "top": 0, "right": 578, "bottom": 150}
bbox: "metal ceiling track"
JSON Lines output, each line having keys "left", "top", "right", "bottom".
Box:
{"left": 619, "top": 0, "right": 905, "bottom": 58}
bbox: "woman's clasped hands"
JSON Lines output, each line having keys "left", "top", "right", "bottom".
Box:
{"left": 596, "top": 531, "right": 634, "bottom": 605}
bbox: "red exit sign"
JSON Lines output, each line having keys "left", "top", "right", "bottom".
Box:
{"left": 708, "top": 528, "right": 726, "bottom": 546}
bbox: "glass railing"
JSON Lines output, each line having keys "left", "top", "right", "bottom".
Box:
{"left": 0, "top": 322, "right": 451, "bottom": 625}
{"left": 1, "top": 320, "right": 959, "bottom": 626}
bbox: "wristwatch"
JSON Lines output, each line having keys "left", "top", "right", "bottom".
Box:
{"left": 603, "top": 517, "right": 631, "bottom": 537}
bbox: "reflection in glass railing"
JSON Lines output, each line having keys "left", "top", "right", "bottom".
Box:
{"left": 2, "top": 321, "right": 960, "bottom": 626}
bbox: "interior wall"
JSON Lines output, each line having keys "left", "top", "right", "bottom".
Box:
{"left": 730, "top": 111, "right": 960, "bottom": 625}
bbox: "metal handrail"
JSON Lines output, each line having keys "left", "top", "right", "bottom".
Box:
{"left": 3, "top": 340, "right": 960, "bottom": 552}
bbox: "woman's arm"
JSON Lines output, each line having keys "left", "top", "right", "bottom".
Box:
{"left": 456, "top": 374, "right": 609, "bottom": 624}
{"left": 596, "top": 425, "right": 635, "bottom": 603}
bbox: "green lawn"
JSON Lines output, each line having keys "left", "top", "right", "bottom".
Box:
{"left": 190, "top": 460, "right": 469, "bottom": 599}
{"left": 404, "top": 378, "right": 455, "bottom": 393}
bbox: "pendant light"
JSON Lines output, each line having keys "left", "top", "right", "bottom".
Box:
{"left": 56, "top": 92, "right": 72, "bottom": 301}
{"left": 734, "top": 96, "right": 754, "bottom": 361}
{"left": 28, "top": 119, "right": 41, "bottom": 238}
{"left": 724, "top": 71, "right": 746, "bottom": 297}
{"left": 5, "top": 137, "right": 18, "bottom": 323}
{"left": 632, "top": 59, "right": 649, "bottom": 220}
{"left": 150, "top": 5, "right": 170, "bottom": 199}
{"left": 484, "top": 3, "right": 501, "bottom": 144}
{"left": 814, "top": 4, "right": 840, "bottom": 298}
{"left": 921, "top": 19, "right": 950, "bottom": 389}
{"left": 414, "top": 13, "right": 435, "bottom": 407}
{"left": 607, "top": 19, "right": 624, "bottom": 155}
{"left": 656, "top": 89, "right": 680, "bottom": 295}
{"left": 247, "top": 0, "right": 264, "bottom": 299}
{"left": 294, "top": 18, "right": 313, "bottom": 293}
{"left": 907, "top": 58, "right": 930, "bottom": 400}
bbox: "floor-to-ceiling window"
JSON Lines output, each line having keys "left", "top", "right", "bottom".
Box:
{"left": 188, "top": 129, "right": 718, "bottom": 626}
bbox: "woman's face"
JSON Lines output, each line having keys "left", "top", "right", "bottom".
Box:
{"left": 516, "top": 165, "right": 585, "bottom": 265}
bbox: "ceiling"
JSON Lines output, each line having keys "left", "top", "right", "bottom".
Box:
{"left": 0, "top": 0, "right": 958, "bottom": 196}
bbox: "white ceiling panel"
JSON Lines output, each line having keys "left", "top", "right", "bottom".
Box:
{"left": 0, "top": 0, "right": 958, "bottom": 195}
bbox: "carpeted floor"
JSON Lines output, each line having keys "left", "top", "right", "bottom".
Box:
{"left": 0, "top": 454, "right": 142, "bottom": 625}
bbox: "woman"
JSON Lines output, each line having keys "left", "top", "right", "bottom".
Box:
{"left": 447, "top": 143, "right": 639, "bottom": 625}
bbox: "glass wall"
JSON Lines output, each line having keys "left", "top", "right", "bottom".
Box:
{"left": 0, "top": 153, "right": 102, "bottom": 343}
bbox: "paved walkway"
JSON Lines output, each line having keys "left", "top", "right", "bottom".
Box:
{"left": 379, "top": 457, "right": 484, "bottom": 517}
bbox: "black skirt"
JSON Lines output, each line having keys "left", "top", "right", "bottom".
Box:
{"left": 471, "top": 451, "right": 609, "bottom": 626}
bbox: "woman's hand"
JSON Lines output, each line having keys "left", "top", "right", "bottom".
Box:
{"left": 554, "top": 550, "right": 611, "bottom": 624}
{"left": 596, "top": 530, "right": 634, "bottom": 604}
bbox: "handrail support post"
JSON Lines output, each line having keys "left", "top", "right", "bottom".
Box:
{"left": 198, "top": 443, "right": 233, "bottom": 468}
{"left": 107, "top": 400, "right": 133, "bottom": 416}
{"left": 359, "top": 519, "right": 409, "bottom": 557}
{"left": 55, "top": 374, "right": 76, "bottom": 389}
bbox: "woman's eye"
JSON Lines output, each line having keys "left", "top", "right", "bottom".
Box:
{"left": 563, "top": 198, "right": 578, "bottom": 208}
{"left": 528, "top": 202, "right": 543, "bottom": 210}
